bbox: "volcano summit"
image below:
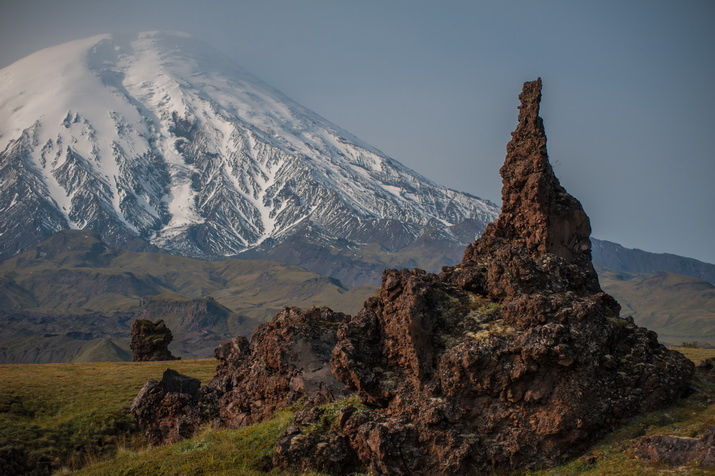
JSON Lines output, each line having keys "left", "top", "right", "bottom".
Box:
{"left": 0, "top": 32, "right": 497, "bottom": 265}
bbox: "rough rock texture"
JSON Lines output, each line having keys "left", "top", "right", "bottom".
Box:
{"left": 453, "top": 77, "right": 601, "bottom": 300}
{"left": 131, "top": 307, "right": 351, "bottom": 444}
{"left": 130, "top": 369, "right": 203, "bottom": 445}
{"left": 130, "top": 319, "right": 179, "bottom": 362}
{"left": 273, "top": 405, "right": 363, "bottom": 474}
{"left": 275, "top": 79, "right": 694, "bottom": 474}
{"left": 635, "top": 428, "right": 715, "bottom": 467}
{"left": 201, "top": 306, "right": 351, "bottom": 429}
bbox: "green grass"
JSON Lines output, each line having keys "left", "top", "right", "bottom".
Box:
{"left": 75, "top": 411, "right": 295, "bottom": 475}
{"left": 670, "top": 346, "right": 715, "bottom": 364}
{"left": 0, "top": 359, "right": 217, "bottom": 474}
{"left": 302, "top": 395, "right": 368, "bottom": 435}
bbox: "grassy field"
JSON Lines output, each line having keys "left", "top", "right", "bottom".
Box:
{"left": 2, "top": 349, "right": 714, "bottom": 475}
{"left": 0, "top": 359, "right": 217, "bottom": 474}
{"left": 671, "top": 346, "right": 715, "bottom": 364}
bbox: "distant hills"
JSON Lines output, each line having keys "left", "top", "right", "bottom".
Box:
{"left": 591, "top": 239, "right": 715, "bottom": 345}
{"left": 599, "top": 270, "right": 715, "bottom": 346}
{"left": 0, "top": 231, "right": 372, "bottom": 363}
{"left": 1, "top": 230, "right": 713, "bottom": 362}
{"left": 592, "top": 239, "right": 715, "bottom": 285}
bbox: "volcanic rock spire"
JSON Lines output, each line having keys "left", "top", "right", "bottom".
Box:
{"left": 132, "top": 79, "right": 694, "bottom": 476}
{"left": 499, "top": 78, "right": 592, "bottom": 262}
{"left": 459, "top": 78, "right": 601, "bottom": 299}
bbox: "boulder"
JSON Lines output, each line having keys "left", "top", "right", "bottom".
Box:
{"left": 132, "top": 307, "right": 351, "bottom": 445}
{"left": 635, "top": 428, "right": 715, "bottom": 467}
{"left": 202, "top": 306, "right": 351, "bottom": 429}
{"left": 130, "top": 368, "right": 203, "bottom": 445}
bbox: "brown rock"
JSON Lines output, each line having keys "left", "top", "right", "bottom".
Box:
{"left": 132, "top": 307, "right": 352, "bottom": 446}
{"left": 453, "top": 78, "right": 602, "bottom": 300}
{"left": 327, "top": 79, "right": 694, "bottom": 474}
{"left": 130, "top": 368, "right": 203, "bottom": 445}
{"left": 204, "top": 306, "right": 351, "bottom": 429}
{"left": 272, "top": 406, "right": 362, "bottom": 474}
{"left": 635, "top": 428, "right": 715, "bottom": 467}
{"left": 130, "top": 319, "right": 180, "bottom": 362}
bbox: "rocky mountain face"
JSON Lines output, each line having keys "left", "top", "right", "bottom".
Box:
{"left": 0, "top": 32, "right": 497, "bottom": 267}
{"left": 131, "top": 79, "right": 694, "bottom": 474}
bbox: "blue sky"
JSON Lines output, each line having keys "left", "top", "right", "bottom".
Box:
{"left": 1, "top": 0, "right": 714, "bottom": 263}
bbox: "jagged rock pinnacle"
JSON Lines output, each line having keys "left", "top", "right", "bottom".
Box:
{"left": 498, "top": 78, "right": 593, "bottom": 264}
{"left": 132, "top": 79, "right": 694, "bottom": 475}
{"left": 459, "top": 78, "right": 601, "bottom": 298}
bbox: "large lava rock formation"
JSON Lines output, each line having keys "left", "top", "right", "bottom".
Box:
{"left": 132, "top": 79, "right": 693, "bottom": 474}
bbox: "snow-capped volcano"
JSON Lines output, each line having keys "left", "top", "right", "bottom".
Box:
{"left": 0, "top": 32, "right": 498, "bottom": 262}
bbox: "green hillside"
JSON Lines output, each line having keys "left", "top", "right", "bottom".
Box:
{"left": 600, "top": 270, "right": 715, "bottom": 346}
{"left": 0, "top": 231, "right": 373, "bottom": 363}
{"left": 3, "top": 230, "right": 713, "bottom": 363}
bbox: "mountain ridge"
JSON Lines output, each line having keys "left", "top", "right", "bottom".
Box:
{"left": 592, "top": 238, "right": 715, "bottom": 285}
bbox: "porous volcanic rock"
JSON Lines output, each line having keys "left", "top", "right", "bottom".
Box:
{"left": 130, "top": 368, "right": 203, "bottom": 445}
{"left": 275, "top": 79, "right": 694, "bottom": 474}
{"left": 132, "top": 307, "right": 351, "bottom": 445}
{"left": 130, "top": 319, "right": 179, "bottom": 362}
{"left": 201, "top": 306, "right": 352, "bottom": 428}
{"left": 635, "top": 428, "right": 715, "bottom": 468}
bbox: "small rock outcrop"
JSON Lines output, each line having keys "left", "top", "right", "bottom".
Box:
{"left": 635, "top": 428, "right": 715, "bottom": 468}
{"left": 131, "top": 307, "right": 351, "bottom": 444}
{"left": 130, "top": 319, "right": 180, "bottom": 362}
{"left": 130, "top": 369, "right": 203, "bottom": 445}
{"left": 132, "top": 79, "right": 694, "bottom": 474}
{"left": 202, "top": 306, "right": 351, "bottom": 428}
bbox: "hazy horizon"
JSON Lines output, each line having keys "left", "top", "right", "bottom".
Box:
{"left": 1, "top": 0, "right": 713, "bottom": 264}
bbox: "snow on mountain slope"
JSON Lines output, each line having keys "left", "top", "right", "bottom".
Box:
{"left": 0, "top": 32, "right": 498, "bottom": 261}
